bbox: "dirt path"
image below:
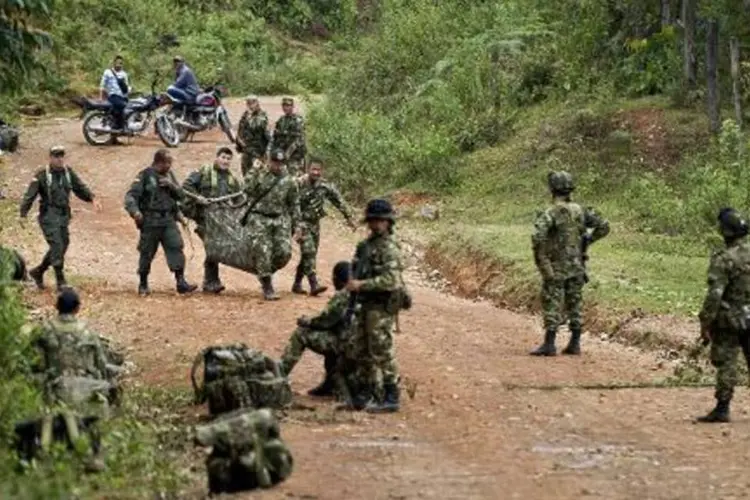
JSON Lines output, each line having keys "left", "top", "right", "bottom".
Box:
{"left": 3, "top": 98, "right": 749, "bottom": 500}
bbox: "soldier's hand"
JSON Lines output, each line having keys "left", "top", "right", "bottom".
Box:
{"left": 132, "top": 212, "right": 144, "bottom": 228}
{"left": 158, "top": 177, "right": 176, "bottom": 191}
{"left": 345, "top": 279, "right": 363, "bottom": 292}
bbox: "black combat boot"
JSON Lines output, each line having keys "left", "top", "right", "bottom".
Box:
{"left": 308, "top": 355, "right": 337, "bottom": 397}
{"left": 29, "top": 257, "right": 50, "bottom": 290}
{"left": 202, "top": 261, "right": 225, "bottom": 294}
{"left": 335, "top": 384, "right": 373, "bottom": 411}
{"left": 696, "top": 399, "right": 731, "bottom": 423}
{"left": 261, "top": 276, "right": 280, "bottom": 301}
{"left": 530, "top": 329, "right": 557, "bottom": 356}
{"left": 308, "top": 273, "right": 328, "bottom": 297}
{"left": 175, "top": 271, "right": 197, "bottom": 294}
{"left": 562, "top": 327, "right": 582, "bottom": 355}
{"left": 291, "top": 267, "right": 305, "bottom": 294}
{"left": 138, "top": 273, "right": 150, "bottom": 296}
{"left": 366, "top": 383, "right": 400, "bottom": 413}
{"left": 53, "top": 266, "right": 67, "bottom": 290}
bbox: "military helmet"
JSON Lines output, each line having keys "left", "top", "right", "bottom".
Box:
{"left": 56, "top": 286, "right": 80, "bottom": 314}
{"left": 270, "top": 149, "right": 285, "bottom": 162}
{"left": 718, "top": 208, "right": 749, "bottom": 239}
{"left": 363, "top": 198, "right": 395, "bottom": 222}
{"left": 547, "top": 171, "right": 575, "bottom": 195}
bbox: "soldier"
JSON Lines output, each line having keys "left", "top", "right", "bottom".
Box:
{"left": 124, "top": 148, "right": 197, "bottom": 296}
{"left": 530, "top": 171, "right": 609, "bottom": 356}
{"left": 344, "top": 199, "right": 405, "bottom": 413}
{"left": 20, "top": 145, "right": 102, "bottom": 291}
{"left": 293, "top": 158, "right": 356, "bottom": 295}
{"left": 696, "top": 208, "right": 750, "bottom": 423}
{"left": 243, "top": 149, "right": 301, "bottom": 300}
{"left": 236, "top": 95, "right": 270, "bottom": 177}
{"left": 270, "top": 97, "right": 305, "bottom": 175}
{"left": 279, "top": 261, "right": 353, "bottom": 397}
{"left": 183, "top": 147, "right": 242, "bottom": 293}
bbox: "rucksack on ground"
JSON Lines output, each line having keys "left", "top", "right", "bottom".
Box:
{"left": 191, "top": 344, "right": 292, "bottom": 416}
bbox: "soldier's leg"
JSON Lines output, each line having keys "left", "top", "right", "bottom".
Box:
{"left": 137, "top": 227, "right": 160, "bottom": 295}
{"left": 279, "top": 327, "right": 311, "bottom": 375}
{"left": 292, "top": 225, "right": 309, "bottom": 294}
{"left": 562, "top": 276, "right": 586, "bottom": 355}
{"left": 162, "top": 223, "right": 196, "bottom": 294}
{"left": 336, "top": 315, "right": 374, "bottom": 410}
{"left": 306, "top": 224, "right": 327, "bottom": 296}
{"left": 30, "top": 223, "right": 55, "bottom": 289}
{"left": 271, "top": 218, "right": 292, "bottom": 271}
{"left": 698, "top": 329, "right": 739, "bottom": 423}
{"left": 41, "top": 223, "right": 67, "bottom": 289}
{"left": 531, "top": 279, "right": 564, "bottom": 356}
{"left": 53, "top": 225, "right": 71, "bottom": 288}
{"left": 254, "top": 218, "right": 279, "bottom": 300}
{"left": 203, "top": 258, "right": 224, "bottom": 293}
{"left": 365, "top": 309, "right": 399, "bottom": 413}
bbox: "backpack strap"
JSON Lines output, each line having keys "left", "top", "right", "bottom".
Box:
{"left": 45, "top": 165, "right": 72, "bottom": 199}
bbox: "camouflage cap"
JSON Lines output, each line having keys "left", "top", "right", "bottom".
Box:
{"left": 49, "top": 145, "right": 65, "bottom": 155}
{"left": 547, "top": 171, "right": 574, "bottom": 195}
{"left": 718, "top": 208, "right": 749, "bottom": 239}
{"left": 281, "top": 97, "right": 294, "bottom": 105}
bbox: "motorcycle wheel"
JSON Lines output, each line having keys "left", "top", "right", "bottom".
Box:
{"left": 218, "top": 108, "right": 233, "bottom": 139}
{"left": 82, "top": 111, "right": 114, "bottom": 146}
{"left": 155, "top": 115, "right": 180, "bottom": 148}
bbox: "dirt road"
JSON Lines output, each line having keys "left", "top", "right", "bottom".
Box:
{"left": 3, "top": 98, "right": 749, "bottom": 500}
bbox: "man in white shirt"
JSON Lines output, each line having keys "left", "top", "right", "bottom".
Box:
{"left": 99, "top": 55, "right": 131, "bottom": 134}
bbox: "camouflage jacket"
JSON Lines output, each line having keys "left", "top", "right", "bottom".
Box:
{"left": 237, "top": 110, "right": 270, "bottom": 155}
{"left": 19, "top": 165, "right": 95, "bottom": 224}
{"left": 183, "top": 164, "right": 241, "bottom": 198}
{"left": 270, "top": 114, "right": 305, "bottom": 160}
{"left": 296, "top": 175, "right": 352, "bottom": 225}
{"left": 308, "top": 290, "right": 350, "bottom": 332}
{"left": 243, "top": 170, "right": 301, "bottom": 228}
{"left": 33, "top": 314, "right": 109, "bottom": 380}
{"left": 531, "top": 199, "right": 609, "bottom": 280}
{"left": 353, "top": 231, "right": 404, "bottom": 306}
{"left": 124, "top": 166, "right": 184, "bottom": 225}
{"left": 699, "top": 238, "right": 750, "bottom": 331}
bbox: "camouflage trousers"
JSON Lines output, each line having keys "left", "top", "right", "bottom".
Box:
{"left": 279, "top": 326, "right": 338, "bottom": 376}
{"left": 246, "top": 215, "right": 292, "bottom": 278}
{"left": 541, "top": 276, "right": 585, "bottom": 332}
{"left": 137, "top": 222, "right": 186, "bottom": 275}
{"left": 40, "top": 221, "right": 70, "bottom": 269}
{"left": 241, "top": 150, "right": 265, "bottom": 177}
{"left": 295, "top": 221, "right": 320, "bottom": 277}
{"left": 342, "top": 307, "right": 399, "bottom": 388}
{"left": 709, "top": 327, "right": 750, "bottom": 402}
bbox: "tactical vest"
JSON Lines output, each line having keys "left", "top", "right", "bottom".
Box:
{"left": 199, "top": 164, "right": 239, "bottom": 196}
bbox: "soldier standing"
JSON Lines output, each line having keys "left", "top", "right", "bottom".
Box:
{"left": 270, "top": 97, "right": 305, "bottom": 175}
{"left": 696, "top": 208, "right": 750, "bottom": 423}
{"left": 183, "top": 147, "right": 242, "bottom": 293}
{"left": 344, "top": 199, "right": 405, "bottom": 413}
{"left": 530, "top": 171, "right": 609, "bottom": 356}
{"left": 293, "top": 158, "right": 356, "bottom": 296}
{"left": 20, "top": 145, "right": 102, "bottom": 290}
{"left": 243, "top": 150, "right": 301, "bottom": 300}
{"left": 123, "top": 149, "right": 197, "bottom": 296}
{"left": 236, "top": 95, "right": 270, "bottom": 177}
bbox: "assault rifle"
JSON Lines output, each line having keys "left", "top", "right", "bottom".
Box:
{"left": 343, "top": 242, "right": 369, "bottom": 328}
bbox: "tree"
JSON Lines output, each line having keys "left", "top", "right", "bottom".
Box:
{"left": 0, "top": 0, "right": 53, "bottom": 93}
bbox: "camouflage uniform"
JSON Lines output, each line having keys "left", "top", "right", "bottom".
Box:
{"left": 270, "top": 100, "right": 305, "bottom": 175}
{"left": 530, "top": 171, "right": 609, "bottom": 356}
{"left": 236, "top": 109, "right": 270, "bottom": 176}
{"left": 34, "top": 314, "right": 110, "bottom": 381}
{"left": 124, "top": 166, "right": 195, "bottom": 295}
{"left": 697, "top": 208, "right": 750, "bottom": 423}
{"left": 293, "top": 174, "right": 354, "bottom": 294}
{"left": 20, "top": 159, "right": 96, "bottom": 289}
{"left": 243, "top": 161, "right": 301, "bottom": 299}
{"left": 183, "top": 164, "right": 241, "bottom": 292}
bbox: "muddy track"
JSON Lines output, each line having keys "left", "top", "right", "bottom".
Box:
{"left": 2, "top": 98, "right": 748, "bottom": 500}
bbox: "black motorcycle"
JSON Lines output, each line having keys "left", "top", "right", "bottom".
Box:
{"left": 74, "top": 73, "right": 175, "bottom": 146}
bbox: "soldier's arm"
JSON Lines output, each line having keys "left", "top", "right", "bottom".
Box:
{"left": 584, "top": 206, "right": 610, "bottom": 244}
{"left": 324, "top": 183, "right": 353, "bottom": 221}
{"left": 182, "top": 170, "right": 202, "bottom": 194}
{"left": 236, "top": 112, "right": 248, "bottom": 138}
{"left": 69, "top": 169, "right": 95, "bottom": 202}
{"left": 123, "top": 172, "right": 145, "bottom": 217}
{"left": 166, "top": 172, "right": 185, "bottom": 202}
{"left": 292, "top": 116, "right": 306, "bottom": 148}
{"left": 531, "top": 210, "right": 554, "bottom": 276}
{"left": 287, "top": 180, "right": 301, "bottom": 230}
{"left": 19, "top": 173, "right": 41, "bottom": 217}
{"left": 360, "top": 241, "right": 400, "bottom": 292}
{"left": 309, "top": 292, "right": 349, "bottom": 330}
{"left": 698, "top": 251, "right": 730, "bottom": 330}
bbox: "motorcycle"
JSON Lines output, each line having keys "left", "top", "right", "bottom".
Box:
{"left": 74, "top": 73, "right": 178, "bottom": 147}
{"left": 159, "top": 83, "right": 234, "bottom": 147}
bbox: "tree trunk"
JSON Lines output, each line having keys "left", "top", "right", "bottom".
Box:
{"left": 682, "top": 0, "right": 697, "bottom": 89}
{"left": 706, "top": 20, "right": 721, "bottom": 134}
{"left": 730, "top": 37, "right": 743, "bottom": 127}
{"left": 661, "top": 0, "right": 671, "bottom": 27}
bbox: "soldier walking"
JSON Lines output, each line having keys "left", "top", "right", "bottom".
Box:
{"left": 183, "top": 147, "right": 242, "bottom": 293}
{"left": 270, "top": 97, "right": 305, "bottom": 175}
{"left": 235, "top": 95, "right": 270, "bottom": 176}
{"left": 243, "top": 150, "right": 301, "bottom": 300}
{"left": 123, "top": 149, "right": 197, "bottom": 296}
{"left": 293, "top": 158, "right": 356, "bottom": 296}
{"left": 696, "top": 208, "right": 750, "bottom": 423}
{"left": 530, "top": 171, "right": 609, "bottom": 356}
{"left": 20, "top": 145, "right": 102, "bottom": 290}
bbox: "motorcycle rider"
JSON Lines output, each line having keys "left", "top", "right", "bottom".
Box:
{"left": 167, "top": 56, "right": 200, "bottom": 105}
{"left": 99, "top": 55, "right": 130, "bottom": 137}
